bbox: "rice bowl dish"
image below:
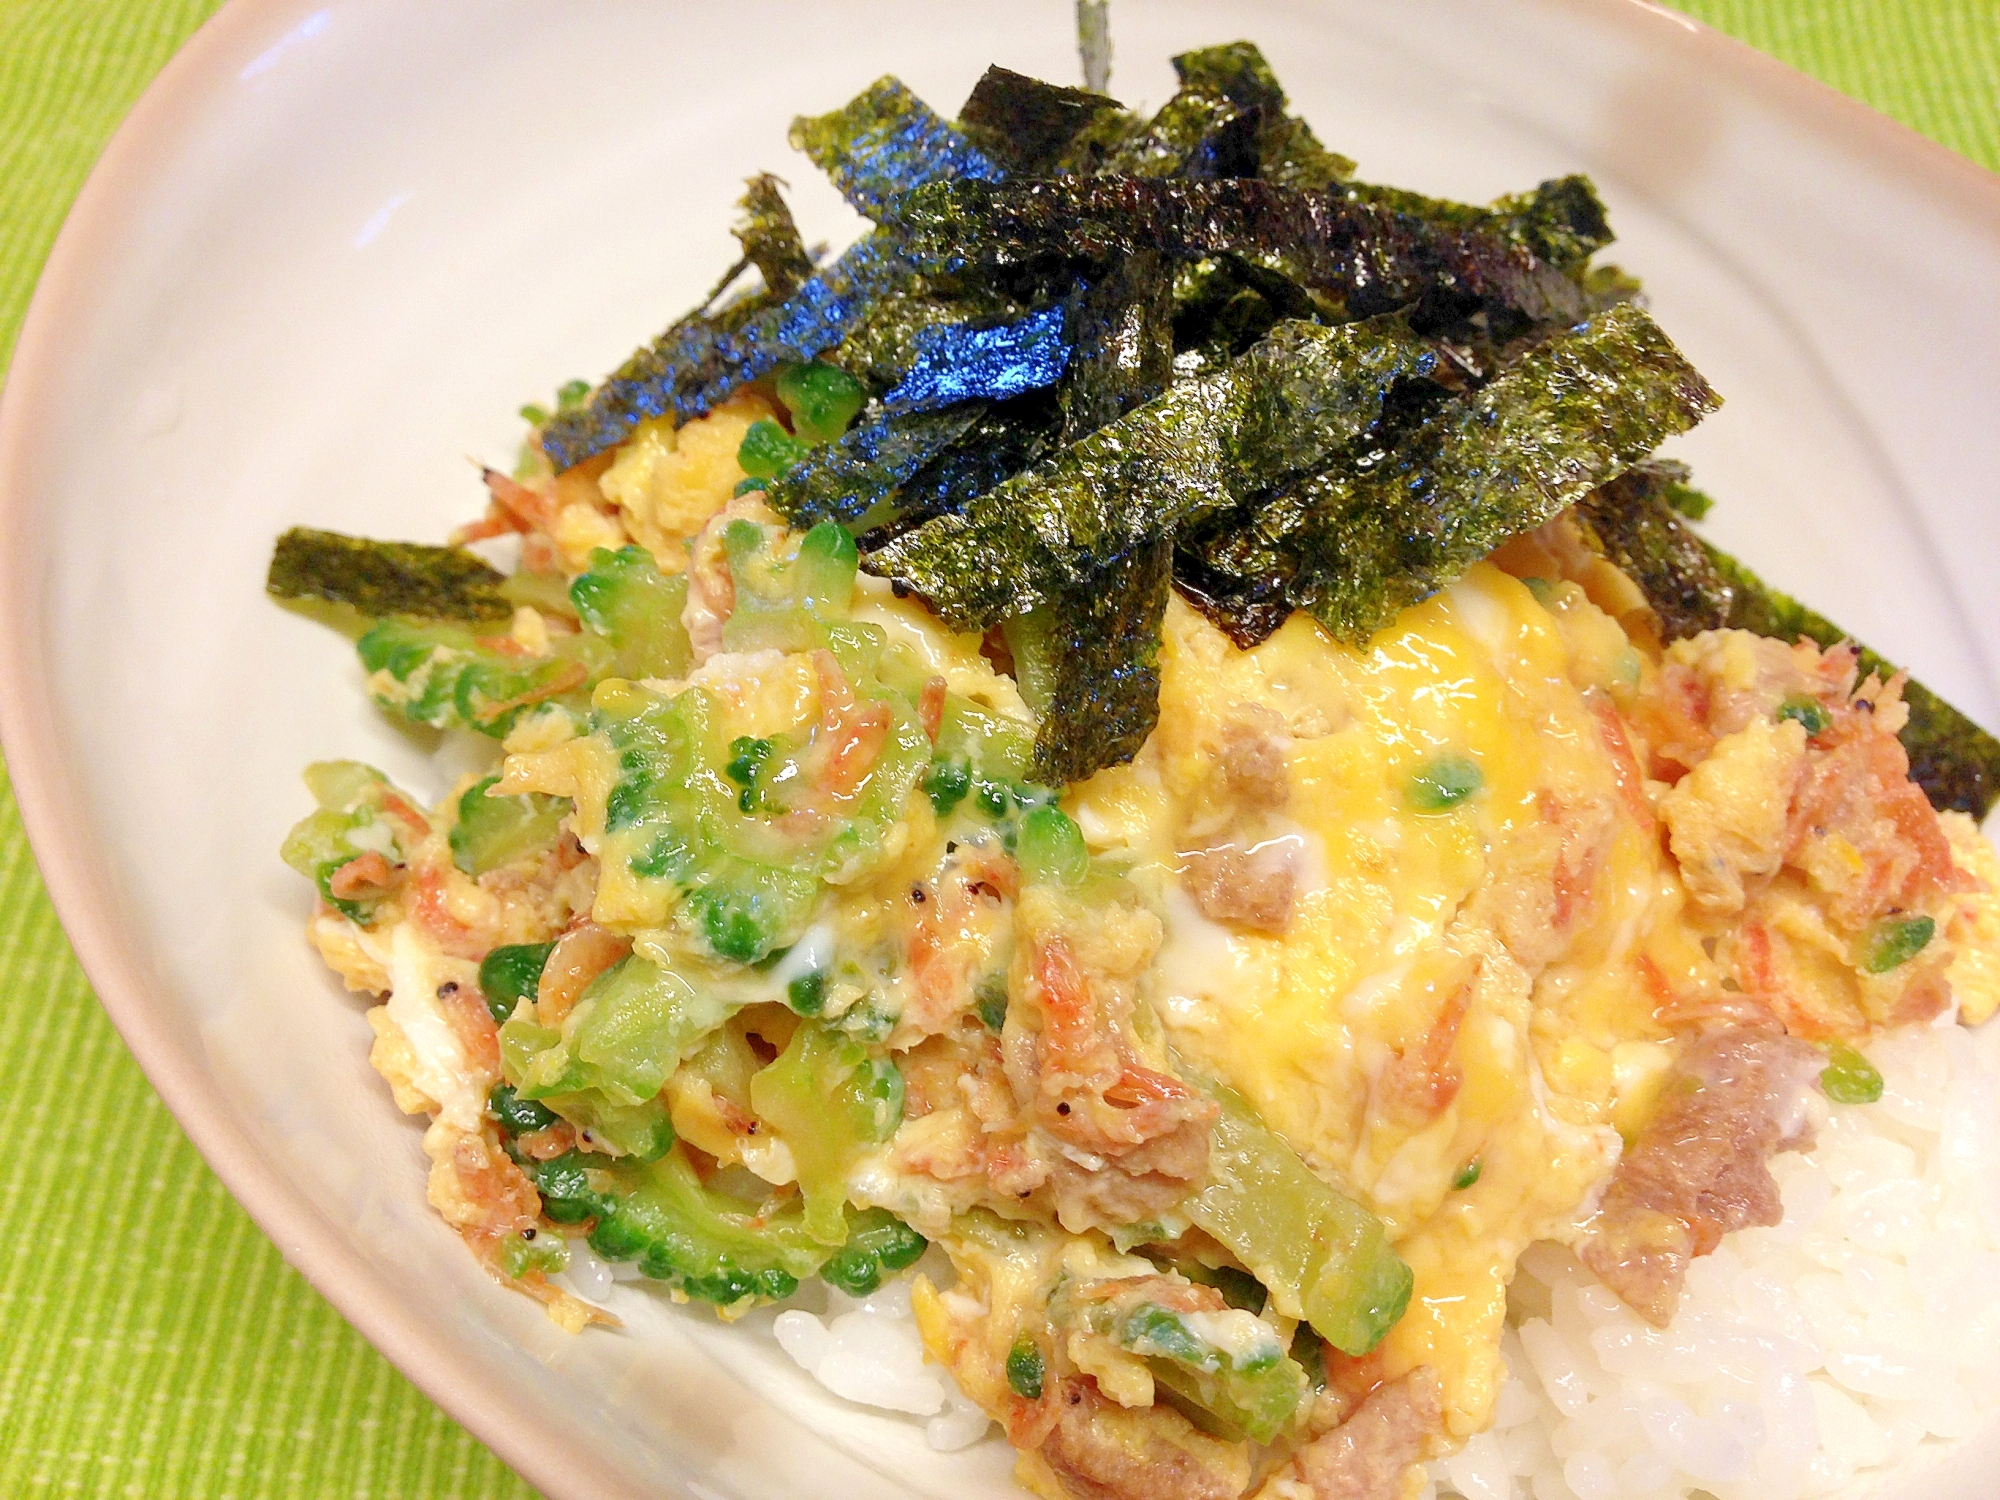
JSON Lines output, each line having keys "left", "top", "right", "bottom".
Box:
{"left": 260, "top": 32, "right": 2000, "bottom": 1500}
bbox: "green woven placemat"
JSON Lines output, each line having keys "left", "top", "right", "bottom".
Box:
{"left": 0, "top": 3, "right": 1993, "bottom": 1496}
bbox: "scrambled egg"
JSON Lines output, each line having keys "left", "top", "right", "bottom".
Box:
{"left": 1072, "top": 564, "right": 1703, "bottom": 1437}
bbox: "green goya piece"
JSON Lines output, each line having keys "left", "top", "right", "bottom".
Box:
{"left": 1112, "top": 1299, "right": 1308, "bottom": 1444}
{"left": 479, "top": 946, "right": 555, "bottom": 1025}
{"left": 569, "top": 545, "right": 694, "bottom": 681}
{"left": 750, "top": 1022, "right": 906, "bottom": 1245}
{"left": 821, "top": 1207, "right": 928, "bottom": 1296}
{"left": 356, "top": 618, "right": 589, "bottom": 738}
{"left": 448, "top": 774, "right": 568, "bottom": 877}
{"left": 518, "top": 1146, "right": 922, "bottom": 1310}
{"left": 582, "top": 1146, "right": 829, "bottom": 1307}
{"left": 1578, "top": 461, "right": 2000, "bottom": 818}
{"left": 278, "top": 761, "right": 411, "bottom": 924}
{"left": 268, "top": 527, "right": 512, "bottom": 622}
{"left": 1186, "top": 1083, "right": 1413, "bottom": 1358}
{"left": 585, "top": 524, "right": 932, "bottom": 962}
{"left": 503, "top": 953, "right": 735, "bottom": 1112}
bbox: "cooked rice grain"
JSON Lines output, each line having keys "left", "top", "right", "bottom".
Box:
{"left": 1428, "top": 1014, "right": 2000, "bottom": 1500}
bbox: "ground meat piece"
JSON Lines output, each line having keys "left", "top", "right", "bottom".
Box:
{"left": 1219, "top": 707, "right": 1291, "bottom": 812}
{"left": 1578, "top": 1026, "right": 1820, "bottom": 1326}
{"left": 1036, "top": 1378, "right": 1250, "bottom": 1500}
{"left": 1256, "top": 1368, "right": 1443, "bottom": 1500}
{"left": 1179, "top": 841, "right": 1297, "bottom": 933}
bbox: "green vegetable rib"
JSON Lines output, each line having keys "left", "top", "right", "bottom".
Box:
{"left": 1185, "top": 1084, "right": 1413, "bottom": 1358}
{"left": 517, "top": 1146, "right": 923, "bottom": 1310}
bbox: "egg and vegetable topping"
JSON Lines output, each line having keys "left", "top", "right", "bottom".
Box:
{"left": 270, "top": 38, "right": 2000, "bottom": 1500}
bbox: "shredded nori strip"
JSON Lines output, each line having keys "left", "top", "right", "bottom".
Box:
{"left": 1290, "top": 302, "right": 1720, "bottom": 645}
{"left": 879, "top": 302, "right": 1072, "bottom": 413}
{"left": 732, "top": 174, "right": 815, "bottom": 300}
{"left": 1059, "top": 251, "right": 1176, "bottom": 444}
{"left": 864, "top": 390, "right": 1064, "bottom": 546}
{"left": 1576, "top": 461, "right": 1736, "bottom": 641}
{"left": 1170, "top": 41, "right": 1355, "bottom": 189}
{"left": 1346, "top": 174, "right": 1613, "bottom": 275}
{"left": 1103, "top": 88, "right": 1261, "bottom": 181}
{"left": 765, "top": 403, "right": 990, "bottom": 528}
{"left": 1579, "top": 464, "right": 2000, "bottom": 818}
{"left": 867, "top": 315, "right": 1438, "bottom": 630}
{"left": 541, "top": 235, "right": 919, "bottom": 471}
{"left": 825, "top": 283, "right": 1028, "bottom": 390}
{"left": 790, "top": 76, "right": 1004, "bottom": 221}
{"left": 1169, "top": 254, "right": 1327, "bottom": 377}
{"left": 268, "top": 528, "right": 512, "bottom": 622}
{"left": 891, "top": 178, "right": 1586, "bottom": 331}
{"left": 1028, "top": 539, "right": 1174, "bottom": 783}
{"left": 958, "top": 65, "right": 1124, "bottom": 177}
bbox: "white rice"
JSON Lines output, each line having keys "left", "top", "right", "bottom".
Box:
{"left": 1427, "top": 1012, "right": 2000, "bottom": 1500}
{"left": 762, "top": 1014, "right": 2000, "bottom": 1494}
{"left": 773, "top": 1276, "right": 992, "bottom": 1451}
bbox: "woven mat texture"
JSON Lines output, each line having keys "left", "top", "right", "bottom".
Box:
{"left": 0, "top": 1, "right": 1993, "bottom": 1494}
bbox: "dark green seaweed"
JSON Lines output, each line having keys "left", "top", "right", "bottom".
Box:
{"left": 790, "top": 76, "right": 1003, "bottom": 221}
{"left": 825, "top": 283, "right": 1029, "bottom": 390}
{"left": 862, "top": 390, "right": 1065, "bottom": 547}
{"left": 1103, "top": 88, "right": 1261, "bottom": 181}
{"left": 1580, "top": 464, "right": 2000, "bottom": 817}
{"left": 879, "top": 303, "right": 1072, "bottom": 413}
{"left": 541, "top": 235, "right": 919, "bottom": 472}
{"left": 268, "top": 528, "right": 512, "bottom": 622}
{"left": 1169, "top": 41, "right": 1355, "bottom": 189}
{"left": 958, "top": 65, "right": 1124, "bottom": 176}
{"left": 1292, "top": 302, "right": 1720, "bottom": 645}
{"left": 890, "top": 178, "right": 1586, "bottom": 330}
{"left": 732, "top": 174, "right": 815, "bottom": 301}
{"left": 1346, "top": 174, "right": 1613, "bottom": 275}
{"left": 1024, "top": 539, "right": 1175, "bottom": 783}
{"left": 866, "top": 315, "right": 1439, "bottom": 630}
{"left": 765, "top": 404, "right": 990, "bottom": 529}
{"left": 1576, "top": 461, "right": 1736, "bottom": 641}
{"left": 1059, "top": 251, "right": 1176, "bottom": 444}
{"left": 1169, "top": 254, "right": 1328, "bottom": 378}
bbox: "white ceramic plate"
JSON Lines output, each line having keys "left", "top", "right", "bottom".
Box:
{"left": 3, "top": 2, "right": 1999, "bottom": 1496}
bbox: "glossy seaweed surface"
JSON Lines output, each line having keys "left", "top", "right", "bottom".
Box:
{"left": 527, "top": 40, "right": 1994, "bottom": 791}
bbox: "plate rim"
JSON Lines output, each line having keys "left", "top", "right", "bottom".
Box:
{"left": 0, "top": 2, "right": 1996, "bottom": 1496}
